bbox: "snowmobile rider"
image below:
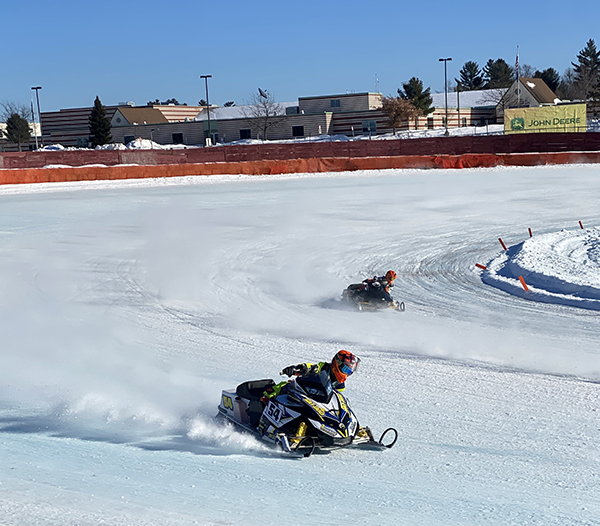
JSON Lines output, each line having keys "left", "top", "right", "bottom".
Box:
{"left": 261, "top": 350, "right": 361, "bottom": 404}
{"left": 364, "top": 270, "right": 397, "bottom": 302}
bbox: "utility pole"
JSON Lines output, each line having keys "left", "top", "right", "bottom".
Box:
{"left": 439, "top": 58, "right": 452, "bottom": 136}
{"left": 30, "top": 90, "right": 38, "bottom": 149}
{"left": 31, "top": 86, "right": 43, "bottom": 146}
{"left": 200, "top": 75, "right": 212, "bottom": 146}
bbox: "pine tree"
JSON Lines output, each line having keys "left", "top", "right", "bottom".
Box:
{"left": 88, "top": 96, "right": 112, "bottom": 147}
{"left": 483, "top": 59, "right": 515, "bottom": 89}
{"left": 398, "top": 77, "right": 434, "bottom": 116}
{"left": 5, "top": 113, "right": 31, "bottom": 151}
{"left": 533, "top": 68, "right": 561, "bottom": 92}
{"left": 456, "top": 61, "right": 484, "bottom": 91}
{"left": 572, "top": 39, "right": 600, "bottom": 100}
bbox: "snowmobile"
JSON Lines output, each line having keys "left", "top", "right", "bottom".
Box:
{"left": 216, "top": 368, "right": 397, "bottom": 458}
{"left": 342, "top": 282, "right": 405, "bottom": 312}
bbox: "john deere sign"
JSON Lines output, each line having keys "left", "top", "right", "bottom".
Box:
{"left": 504, "top": 104, "right": 586, "bottom": 134}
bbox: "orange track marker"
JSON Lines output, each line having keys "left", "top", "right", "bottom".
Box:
{"left": 519, "top": 275, "right": 529, "bottom": 291}
{"left": 528, "top": 228, "right": 532, "bottom": 237}
{"left": 579, "top": 221, "right": 584, "bottom": 229}
{"left": 499, "top": 238, "right": 508, "bottom": 250}
{"left": 475, "top": 263, "right": 487, "bottom": 270}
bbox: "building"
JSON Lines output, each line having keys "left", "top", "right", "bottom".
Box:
{"left": 37, "top": 82, "right": 569, "bottom": 149}
{"left": 495, "top": 78, "right": 559, "bottom": 123}
{"left": 41, "top": 103, "right": 205, "bottom": 148}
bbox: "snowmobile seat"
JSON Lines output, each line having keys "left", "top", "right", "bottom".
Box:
{"left": 236, "top": 380, "right": 275, "bottom": 427}
{"left": 236, "top": 379, "right": 275, "bottom": 401}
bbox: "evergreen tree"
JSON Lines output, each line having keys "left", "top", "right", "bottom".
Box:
{"left": 456, "top": 61, "right": 484, "bottom": 91}
{"left": 533, "top": 68, "right": 561, "bottom": 92}
{"left": 483, "top": 58, "right": 515, "bottom": 88}
{"left": 398, "top": 77, "right": 434, "bottom": 116}
{"left": 5, "top": 113, "right": 31, "bottom": 151}
{"left": 88, "top": 96, "right": 112, "bottom": 147}
{"left": 571, "top": 39, "right": 600, "bottom": 100}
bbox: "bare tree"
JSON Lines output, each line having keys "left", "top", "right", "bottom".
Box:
{"left": 241, "top": 90, "right": 287, "bottom": 140}
{"left": 556, "top": 67, "right": 580, "bottom": 100}
{"left": 381, "top": 96, "right": 422, "bottom": 133}
{"left": 1, "top": 101, "right": 32, "bottom": 123}
{"left": 518, "top": 64, "right": 536, "bottom": 78}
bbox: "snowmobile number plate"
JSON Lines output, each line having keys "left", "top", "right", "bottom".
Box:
{"left": 264, "top": 401, "right": 285, "bottom": 427}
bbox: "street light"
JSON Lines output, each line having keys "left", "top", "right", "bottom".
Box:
{"left": 438, "top": 58, "right": 452, "bottom": 136}
{"left": 200, "top": 75, "right": 212, "bottom": 146}
{"left": 31, "top": 86, "right": 42, "bottom": 146}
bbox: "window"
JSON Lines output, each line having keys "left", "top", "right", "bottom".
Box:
{"left": 124, "top": 135, "right": 134, "bottom": 144}
{"left": 239, "top": 129, "right": 251, "bottom": 140}
{"left": 172, "top": 133, "right": 184, "bottom": 144}
{"left": 77, "top": 137, "right": 89, "bottom": 147}
{"left": 292, "top": 125, "right": 304, "bottom": 137}
{"left": 362, "top": 120, "right": 377, "bottom": 135}
{"left": 427, "top": 117, "right": 434, "bottom": 129}
{"left": 462, "top": 117, "right": 467, "bottom": 127}
{"left": 330, "top": 99, "right": 341, "bottom": 108}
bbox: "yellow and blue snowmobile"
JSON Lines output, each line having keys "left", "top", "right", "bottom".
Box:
{"left": 216, "top": 369, "right": 397, "bottom": 458}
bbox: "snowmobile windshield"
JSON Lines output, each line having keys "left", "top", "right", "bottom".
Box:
{"left": 296, "top": 369, "right": 334, "bottom": 404}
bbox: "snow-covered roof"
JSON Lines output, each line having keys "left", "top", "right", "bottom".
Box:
{"left": 195, "top": 102, "right": 298, "bottom": 121}
{"left": 431, "top": 88, "right": 507, "bottom": 109}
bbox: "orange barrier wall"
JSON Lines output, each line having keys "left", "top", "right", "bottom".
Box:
{"left": 1, "top": 151, "right": 600, "bottom": 186}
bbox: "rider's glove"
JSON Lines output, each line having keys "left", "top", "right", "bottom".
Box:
{"left": 281, "top": 365, "right": 298, "bottom": 377}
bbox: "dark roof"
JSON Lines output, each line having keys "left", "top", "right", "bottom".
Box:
{"left": 519, "top": 78, "right": 558, "bottom": 104}
{"left": 116, "top": 107, "right": 169, "bottom": 125}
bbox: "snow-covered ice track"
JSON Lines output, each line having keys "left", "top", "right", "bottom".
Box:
{"left": 2, "top": 166, "right": 600, "bottom": 526}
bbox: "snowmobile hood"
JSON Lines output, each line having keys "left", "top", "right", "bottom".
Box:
{"left": 294, "top": 369, "right": 334, "bottom": 404}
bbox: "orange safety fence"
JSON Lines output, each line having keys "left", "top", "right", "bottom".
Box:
{"left": 1, "top": 151, "right": 600, "bottom": 186}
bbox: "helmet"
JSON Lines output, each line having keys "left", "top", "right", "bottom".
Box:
{"left": 385, "top": 270, "right": 397, "bottom": 283}
{"left": 331, "top": 350, "right": 360, "bottom": 384}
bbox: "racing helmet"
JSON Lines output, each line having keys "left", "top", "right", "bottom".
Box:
{"left": 331, "top": 350, "right": 360, "bottom": 384}
{"left": 385, "top": 270, "right": 397, "bottom": 283}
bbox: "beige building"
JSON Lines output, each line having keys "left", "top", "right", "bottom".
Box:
{"left": 36, "top": 81, "right": 572, "bottom": 149}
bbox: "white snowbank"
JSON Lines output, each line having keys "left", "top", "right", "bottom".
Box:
{"left": 482, "top": 226, "right": 600, "bottom": 309}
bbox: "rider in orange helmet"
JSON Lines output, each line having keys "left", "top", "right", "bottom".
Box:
{"left": 364, "top": 270, "right": 396, "bottom": 302}
{"left": 262, "top": 350, "right": 361, "bottom": 405}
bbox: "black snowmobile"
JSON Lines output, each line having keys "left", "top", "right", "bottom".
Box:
{"left": 342, "top": 281, "right": 405, "bottom": 312}
{"left": 216, "top": 369, "right": 397, "bottom": 458}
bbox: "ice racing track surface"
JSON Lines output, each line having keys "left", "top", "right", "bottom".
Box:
{"left": 1, "top": 165, "right": 600, "bottom": 526}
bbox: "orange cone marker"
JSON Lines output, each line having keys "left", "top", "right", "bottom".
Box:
{"left": 519, "top": 275, "right": 529, "bottom": 291}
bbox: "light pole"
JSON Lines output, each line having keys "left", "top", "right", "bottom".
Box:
{"left": 30, "top": 90, "right": 38, "bottom": 149}
{"left": 31, "top": 86, "right": 42, "bottom": 146}
{"left": 200, "top": 75, "right": 212, "bottom": 146}
{"left": 438, "top": 58, "right": 452, "bottom": 136}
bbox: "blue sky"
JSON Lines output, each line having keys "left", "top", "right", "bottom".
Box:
{"left": 1, "top": 0, "right": 598, "bottom": 112}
